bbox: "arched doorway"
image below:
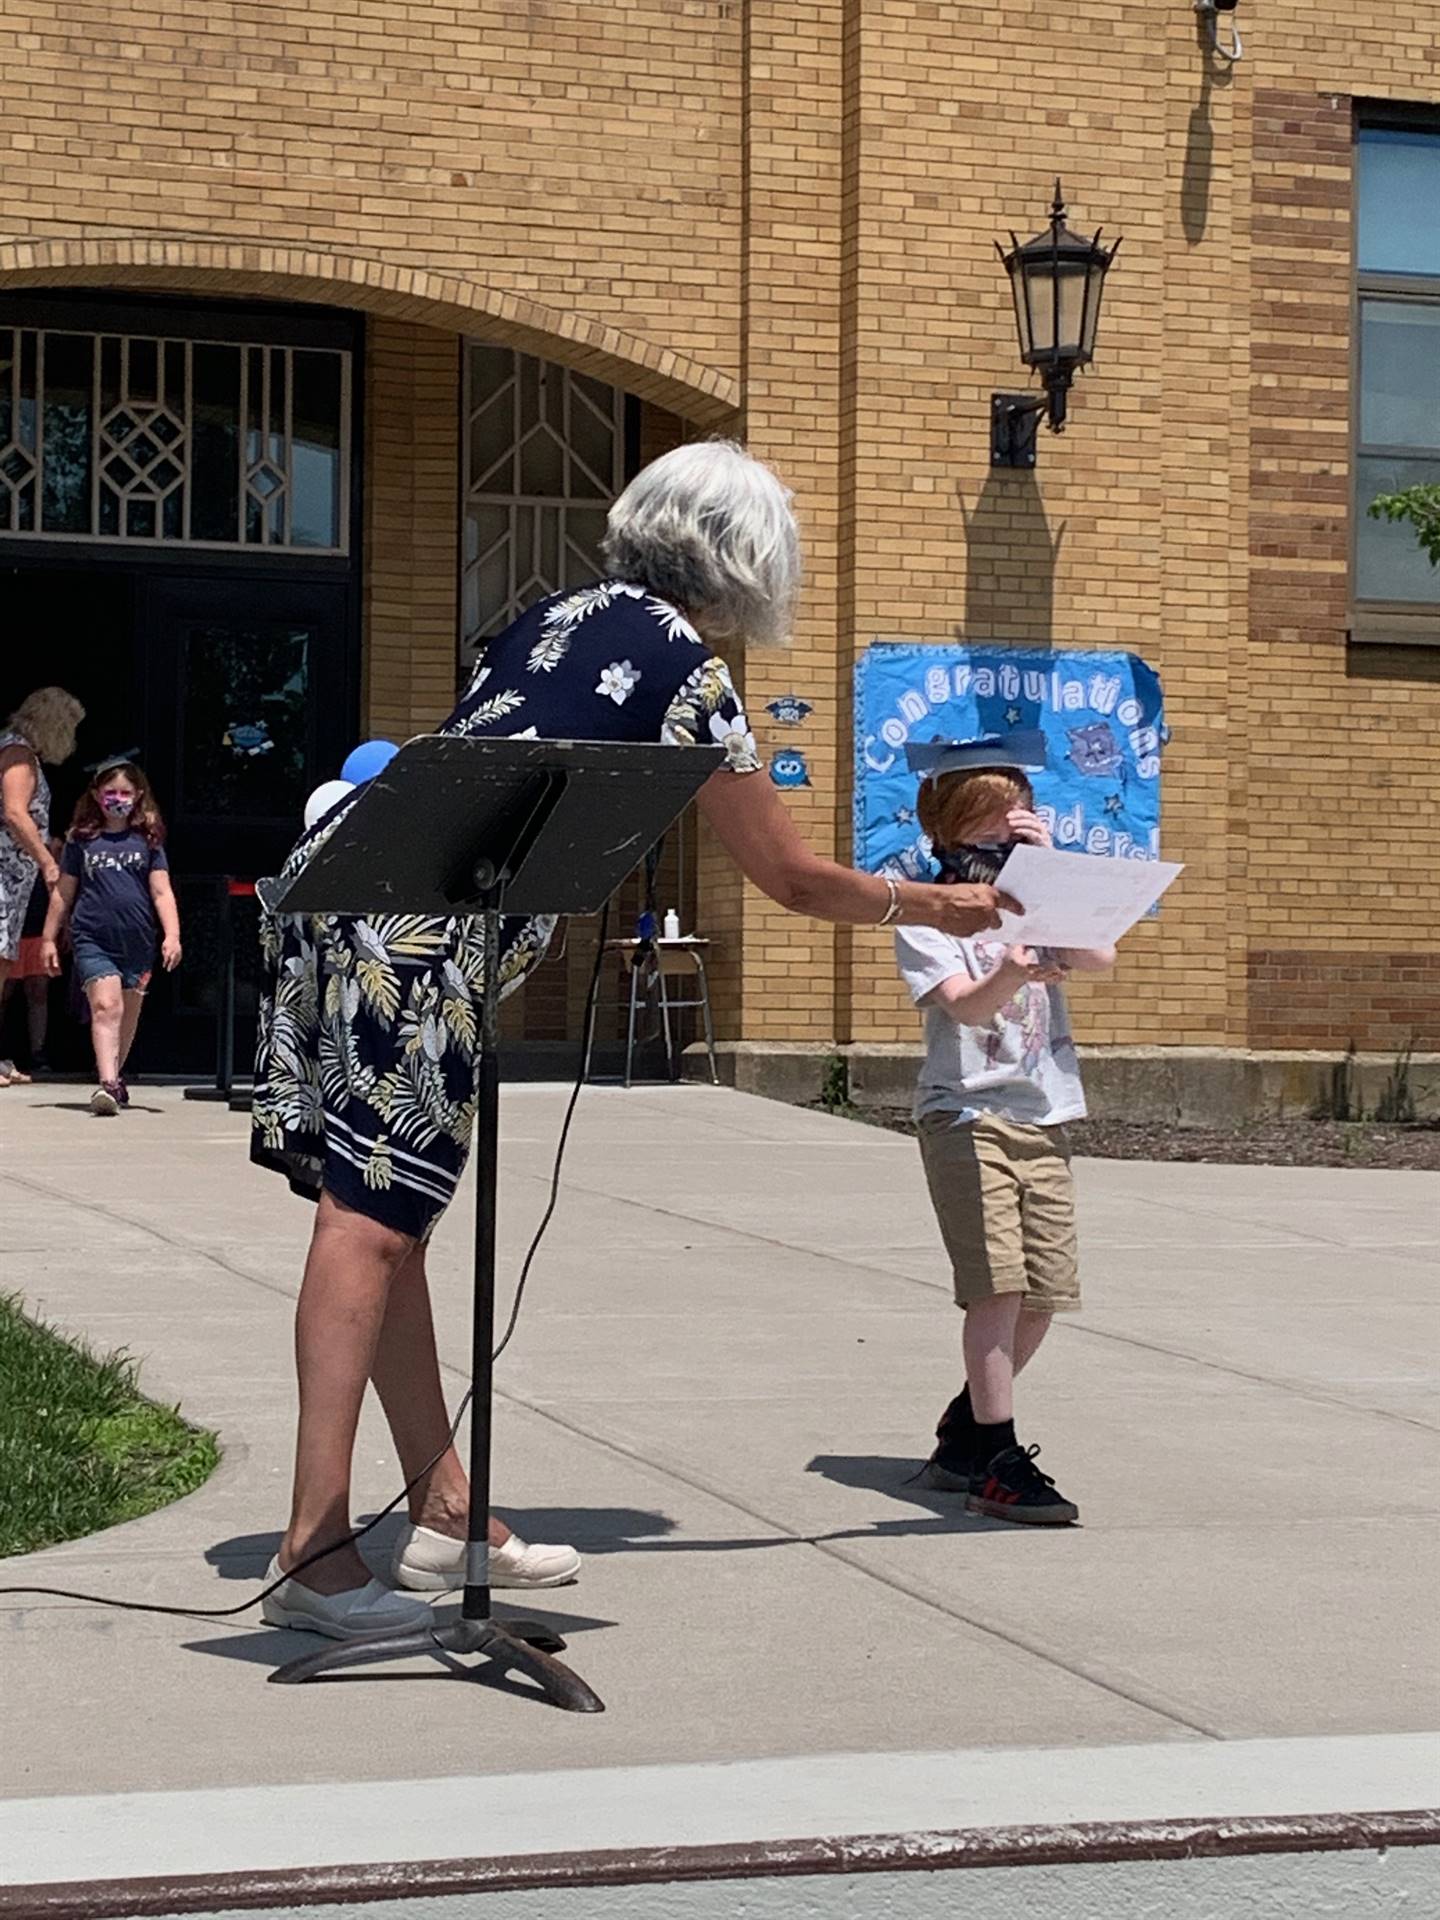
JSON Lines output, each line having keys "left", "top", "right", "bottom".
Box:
{"left": 0, "top": 289, "right": 362, "bottom": 1074}
{"left": 0, "top": 279, "right": 720, "bottom": 1079}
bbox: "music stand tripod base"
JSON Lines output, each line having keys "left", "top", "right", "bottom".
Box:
{"left": 270, "top": 1593, "right": 604, "bottom": 1711}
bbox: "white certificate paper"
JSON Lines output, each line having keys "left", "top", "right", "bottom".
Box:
{"left": 993, "top": 842, "right": 1183, "bottom": 948}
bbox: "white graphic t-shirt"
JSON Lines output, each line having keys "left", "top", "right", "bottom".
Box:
{"left": 894, "top": 926, "right": 1086, "bottom": 1128}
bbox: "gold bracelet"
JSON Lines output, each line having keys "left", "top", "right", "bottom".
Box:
{"left": 876, "top": 875, "right": 902, "bottom": 927}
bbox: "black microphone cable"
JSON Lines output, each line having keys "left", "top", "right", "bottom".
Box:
{"left": 0, "top": 902, "right": 612, "bottom": 1624}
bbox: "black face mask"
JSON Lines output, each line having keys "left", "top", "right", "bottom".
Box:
{"left": 935, "top": 842, "right": 1009, "bottom": 886}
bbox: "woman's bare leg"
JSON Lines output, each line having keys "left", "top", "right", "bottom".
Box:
{"left": 369, "top": 1243, "right": 511, "bottom": 1547}
{"left": 279, "top": 1191, "right": 416, "bottom": 1594}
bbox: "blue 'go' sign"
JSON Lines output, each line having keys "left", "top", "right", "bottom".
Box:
{"left": 853, "top": 643, "right": 1167, "bottom": 878}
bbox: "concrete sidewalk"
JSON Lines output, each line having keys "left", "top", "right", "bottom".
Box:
{"left": 1, "top": 1083, "right": 1437, "bottom": 1807}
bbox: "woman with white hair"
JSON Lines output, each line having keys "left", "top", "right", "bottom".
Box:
{"left": 0, "top": 687, "right": 84, "bottom": 1086}
{"left": 252, "top": 440, "right": 1014, "bottom": 1639}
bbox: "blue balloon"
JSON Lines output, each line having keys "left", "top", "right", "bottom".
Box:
{"left": 340, "top": 739, "right": 398, "bottom": 784}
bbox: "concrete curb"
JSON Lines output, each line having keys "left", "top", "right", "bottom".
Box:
{"left": 7, "top": 1810, "right": 1438, "bottom": 1919}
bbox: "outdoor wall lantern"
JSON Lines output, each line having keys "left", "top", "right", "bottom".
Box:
{"left": 991, "top": 183, "right": 1122, "bottom": 469}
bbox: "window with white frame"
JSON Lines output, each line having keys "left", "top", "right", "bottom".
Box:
{"left": 1354, "top": 123, "right": 1440, "bottom": 626}
{"left": 0, "top": 327, "right": 350, "bottom": 551}
{"left": 461, "top": 344, "right": 631, "bottom": 663}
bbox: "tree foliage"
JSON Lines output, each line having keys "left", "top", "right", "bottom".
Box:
{"left": 1368, "top": 482, "right": 1440, "bottom": 568}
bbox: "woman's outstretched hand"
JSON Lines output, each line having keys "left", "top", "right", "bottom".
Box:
{"left": 902, "top": 882, "right": 1022, "bottom": 937}
{"left": 693, "top": 771, "right": 1025, "bottom": 934}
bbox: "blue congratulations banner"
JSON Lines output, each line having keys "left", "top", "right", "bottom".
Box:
{"left": 854, "top": 643, "right": 1167, "bottom": 878}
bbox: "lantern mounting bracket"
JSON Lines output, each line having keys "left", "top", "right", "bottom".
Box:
{"left": 990, "top": 392, "right": 1045, "bottom": 469}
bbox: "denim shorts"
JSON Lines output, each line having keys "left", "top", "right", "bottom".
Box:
{"left": 72, "top": 936, "right": 153, "bottom": 993}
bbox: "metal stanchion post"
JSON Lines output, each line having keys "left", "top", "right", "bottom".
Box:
{"left": 217, "top": 876, "right": 235, "bottom": 1097}
{"left": 183, "top": 876, "right": 254, "bottom": 1105}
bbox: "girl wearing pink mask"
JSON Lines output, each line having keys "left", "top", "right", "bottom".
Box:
{"left": 41, "top": 758, "right": 182, "bottom": 1115}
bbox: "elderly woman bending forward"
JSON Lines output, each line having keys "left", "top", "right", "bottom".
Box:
{"left": 250, "top": 441, "right": 1013, "bottom": 1640}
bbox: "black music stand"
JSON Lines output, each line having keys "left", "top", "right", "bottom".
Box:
{"left": 259, "top": 735, "right": 721, "bottom": 1707}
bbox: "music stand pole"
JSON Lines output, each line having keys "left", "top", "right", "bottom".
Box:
{"left": 464, "top": 878, "right": 503, "bottom": 1622}
{"left": 271, "top": 870, "right": 603, "bottom": 1710}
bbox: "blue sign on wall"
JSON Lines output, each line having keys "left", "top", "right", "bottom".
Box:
{"left": 854, "top": 643, "right": 1168, "bottom": 878}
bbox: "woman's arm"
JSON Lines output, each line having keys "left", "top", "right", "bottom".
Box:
{"left": 1, "top": 750, "right": 57, "bottom": 881}
{"left": 150, "top": 869, "right": 183, "bottom": 969}
{"left": 40, "top": 873, "right": 79, "bottom": 972}
{"left": 696, "top": 770, "right": 1019, "bottom": 939}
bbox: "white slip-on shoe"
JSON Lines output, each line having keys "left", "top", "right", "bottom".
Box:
{"left": 490, "top": 1533, "right": 583, "bottom": 1589}
{"left": 259, "top": 1556, "right": 434, "bottom": 1640}
{"left": 392, "top": 1525, "right": 582, "bottom": 1593}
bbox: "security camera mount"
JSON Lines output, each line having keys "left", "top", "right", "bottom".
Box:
{"left": 1194, "top": 0, "right": 1242, "bottom": 63}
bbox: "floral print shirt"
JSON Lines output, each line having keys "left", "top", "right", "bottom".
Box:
{"left": 250, "top": 582, "right": 757, "bottom": 1238}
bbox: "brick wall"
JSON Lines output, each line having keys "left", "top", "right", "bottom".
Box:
{"left": 1244, "top": 78, "right": 1440, "bottom": 1048}
{"left": 0, "top": 2, "right": 745, "bottom": 395}
{"left": 718, "top": 0, "right": 848, "bottom": 1047}
{"left": 365, "top": 319, "right": 460, "bottom": 746}
{"left": 1, "top": 0, "right": 1437, "bottom": 1062}
{"left": 1249, "top": 952, "right": 1440, "bottom": 1051}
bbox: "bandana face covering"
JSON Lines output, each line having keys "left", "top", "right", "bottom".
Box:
{"left": 935, "top": 842, "right": 1009, "bottom": 886}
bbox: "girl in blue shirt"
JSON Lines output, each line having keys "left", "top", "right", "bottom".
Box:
{"left": 42, "top": 758, "right": 182, "bottom": 1115}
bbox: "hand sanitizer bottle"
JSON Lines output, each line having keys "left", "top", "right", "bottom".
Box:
{"left": 662, "top": 908, "right": 681, "bottom": 941}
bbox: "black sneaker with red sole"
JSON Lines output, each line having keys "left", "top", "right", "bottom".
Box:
{"left": 968, "top": 1443, "right": 1079, "bottom": 1525}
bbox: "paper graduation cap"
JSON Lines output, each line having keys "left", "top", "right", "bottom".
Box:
{"left": 904, "top": 731, "right": 1048, "bottom": 779}
{"left": 84, "top": 748, "right": 144, "bottom": 777}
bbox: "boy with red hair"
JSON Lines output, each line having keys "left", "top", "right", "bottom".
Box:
{"left": 895, "top": 736, "right": 1113, "bottom": 1524}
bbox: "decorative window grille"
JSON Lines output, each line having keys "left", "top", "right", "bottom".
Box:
{"left": 0, "top": 328, "right": 350, "bottom": 552}
{"left": 461, "top": 344, "right": 629, "bottom": 660}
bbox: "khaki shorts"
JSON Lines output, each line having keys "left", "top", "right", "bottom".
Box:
{"left": 917, "top": 1111, "right": 1080, "bottom": 1313}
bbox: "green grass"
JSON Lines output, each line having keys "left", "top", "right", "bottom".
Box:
{"left": 0, "top": 1293, "right": 220, "bottom": 1558}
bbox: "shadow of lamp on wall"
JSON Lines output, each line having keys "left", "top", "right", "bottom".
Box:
{"left": 991, "top": 183, "right": 1122, "bottom": 469}
{"left": 958, "top": 476, "right": 1067, "bottom": 643}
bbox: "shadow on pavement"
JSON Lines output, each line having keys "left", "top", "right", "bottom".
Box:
{"left": 494, "top": 1506, "right": 679, "bottom": 1551}
{"left": 185, "top": 1595, "right": 617, "bottom": 1674}
{"left": 30, "top": 1099, "right": 167, "bottom": 1114}
{"left": 185, "top": 1622, "right": 615, "bottom": 1700}
{"left": 806, "top": 1454, "right": 1018, "bottom": 1535}
{"left": 202, "top": 1476, "right": 1012, "bottom": 1597}
{"left": 205, "top": 1506, "right": 681, "bottom": 1581}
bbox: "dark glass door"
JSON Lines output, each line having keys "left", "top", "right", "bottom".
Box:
{"left": 137, "top": 574, "right": 357, "bottom": 1073}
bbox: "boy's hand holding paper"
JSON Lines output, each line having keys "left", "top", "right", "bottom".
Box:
{"left": 993, "top": 841, "right": 1182, "bottom": 948}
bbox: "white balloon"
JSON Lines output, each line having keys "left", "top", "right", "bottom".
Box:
{"left": 303, "top": 778, "right": 355, "bottom": 828}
